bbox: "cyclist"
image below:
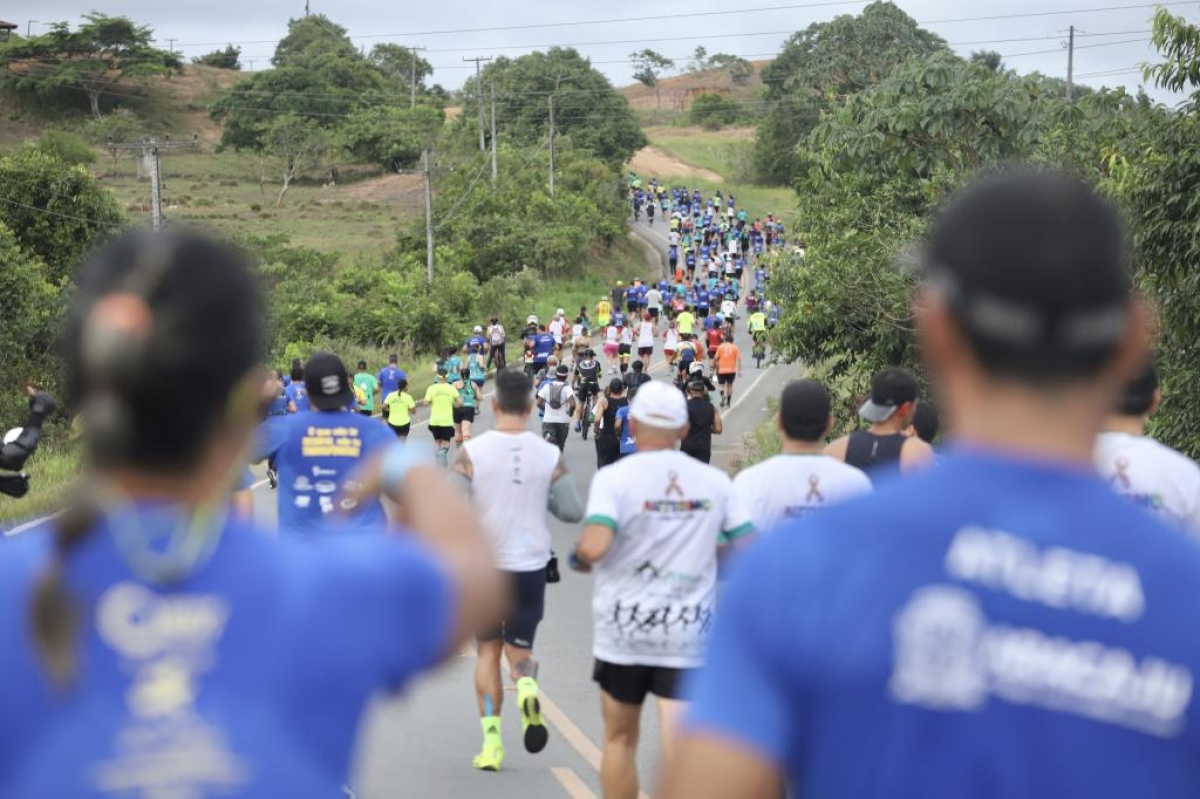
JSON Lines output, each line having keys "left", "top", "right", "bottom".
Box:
{"left": 574, "top": 349, "right": 602, "bottom": 433}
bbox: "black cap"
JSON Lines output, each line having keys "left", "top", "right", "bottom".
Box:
{"left": 926, "top": 169, "right": 1131, "bottom": 379}
{"left": 780, "top": 379, "right": 832, "bottom": 442}
{"left": 687, "top": 378, "right": 708, "bottom": 393}
{"left": 859, "top": 367, "right": 919, "bottom": 423}
{"left": 304, "top": 352, "right": 353, "bottom": 411}
{"left": 608, "top": 377, "right": 625, "bottom": 393}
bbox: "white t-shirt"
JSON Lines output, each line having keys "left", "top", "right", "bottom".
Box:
{"left": 645, "top": 289, "right": 663, "bottom": 310}
{"left": 668, "top": 231, "right": 681, "bottom": 247}
{"left": 1095, "top": 431, "right": 1200, "bottom": 538}
{"left": 664, "top": 328, "right": 680, "bottom": 351}
{"left": 464, "top": 431, "right": 561, "bottom": 572}
{"left": 637, "top": 321, "right": 655, "bottom": 349}
{"left": 605, "top": 326, "right": 619, "bottom": 345}
{"left": 732, "top": 454, "right": 873, "bottom": 534}
{"left": 548, "top": 319, "right": 566, "bottom": 343}
{"left": 537, "top": 381, "right": 576, "bottom": 424}
{"left": 585, "top": 449, "right": 754, "bottom": 668}
{"left": 572, "top": 323, "right": 585, "bottom": 340}
{"left": 721, "top": 299, "right": 737, "bottom": 318}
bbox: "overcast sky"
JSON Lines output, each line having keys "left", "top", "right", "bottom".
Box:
{"left": 19, "top": 1, "right": 1199, "bottom": 101}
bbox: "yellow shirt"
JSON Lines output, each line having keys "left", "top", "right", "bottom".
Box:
{"left": 677, "top": 311, "right": 696, "bottom": 336}
{"left": 424, "top": 382, "right": 459, "bottom": 427}
{"left": 748, "top": 312, "right": 768, "bottom": 332}
{"left": 597, "top": 300, "right": 612, "bottom": 324}
{"left": 384, "top": 391, "right": 416, "bottom": 426}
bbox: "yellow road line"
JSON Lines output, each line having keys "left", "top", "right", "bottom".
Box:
{"left": 551, "top": 767, "right": 599, "bottom": 799}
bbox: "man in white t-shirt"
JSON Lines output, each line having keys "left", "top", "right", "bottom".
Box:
{"left": 733, "top": 379, "right": 872, "bottom": 533}
{"left": 571, "top": 380, "right": 753, "bottom": 799}
{"left": 548, "top": 311, "right": 567, "bottom": 351}
{"left": 453, "top": 369, "right": 584, "bottom": 772}
{"left": 537, "top": 364, "right": 577, "bottom": 451}
{"left": 1095, "top": 363, "right": 1200, "bottom": 537}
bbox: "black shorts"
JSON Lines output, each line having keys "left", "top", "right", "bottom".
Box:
{"left": 718, "top": 372, "right": 736, "bottom": 386}
{"left": 593, "top": 659, "right": 692, "bottom": 704}
{"left": 698, "top": 308, "right": 709, "bottom": 318}
{"left": 388, "top": 422, "right": 411, "bottom": 437}
{"left": 359, "top": 409, "right": 372, "bottom": 417}
{"left": 638, "top": 346, "right": 653, "bottom": 358}
{"left": 453, "top": 406, "right": 476, "bottom": 424}
{"left": 479, "top": 569, "right": 547, "bottom": 648}
{"left": 618, "top": 343, "right": 632, "bottom": 356}
{"left": 627, "top": 301, "right": 639, "bottom": 314}
{"left": 707, "top": 347, "right": 718, "bottom": 360}
{"left": 430, "top": 425, "right": 454, "bottom": 441}
{"left": 648, "top": 307, "right": 660, "bottom": 319}
{"left": 543, "top": 421, "right": 569, "bottom": 450}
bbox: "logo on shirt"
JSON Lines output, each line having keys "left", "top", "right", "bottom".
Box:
{"left": 889, "top": 584, "right": 1194, "bottom": 738}
{"left": 642, "top": 472, "right": 712, "bottom": 513}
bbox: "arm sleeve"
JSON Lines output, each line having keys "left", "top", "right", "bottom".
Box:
{"left": 548, "top": 473, "right": 584, "bottom": 523}
{"left": 684, "top": 540, "right": 797, "bottom": 766}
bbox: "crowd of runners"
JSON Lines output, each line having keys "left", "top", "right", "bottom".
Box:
{"left": 3, "top": 169, "right": 1200, "bottom": 799}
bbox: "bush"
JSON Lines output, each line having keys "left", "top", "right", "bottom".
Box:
{"left": 249, "top": 203, "right": 262, "bottom": 212}
{"left": 690, "top": 93, "right": 742, "bottom": 130}
{"left": 33, "top": 130, "right": 97, "bottom": 166}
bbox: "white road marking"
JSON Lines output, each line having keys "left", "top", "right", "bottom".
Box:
{"left": 551, "top": 766, "right": 600, "bottom": 799}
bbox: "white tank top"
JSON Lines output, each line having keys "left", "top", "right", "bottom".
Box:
{"left": 605, "top": 326, "right": 619, "bottom": 344}
{"left": 638, "top": 321, "right": 655, "bottom": 347}
{"left": 464, "top": 431, "right": 561, "bottom": 572}
{"left": 620, "top": 327, "right": 634, "bottom": 345}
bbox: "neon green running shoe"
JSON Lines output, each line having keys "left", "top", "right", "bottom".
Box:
{"left": 517, "top": 676, "right": 549, "bottom": 754}
{"left": 472, "top": 716, "right": 504, "bottom": 772}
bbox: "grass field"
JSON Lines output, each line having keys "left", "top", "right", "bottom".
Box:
{"left": 0, "top": 443, "right": 80, "bottom": 527}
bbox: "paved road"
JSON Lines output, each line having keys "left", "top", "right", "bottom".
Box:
{"left": 245, "top": 221, "right": 797, "bottom": 799}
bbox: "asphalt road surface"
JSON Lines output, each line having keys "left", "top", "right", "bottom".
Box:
{"left": 247, "top": 220, "right": 798, "bottom": 799}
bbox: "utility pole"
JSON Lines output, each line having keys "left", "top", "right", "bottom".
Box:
{"left": 422, "top": 148, "right": 435, "bottom": 284}
{"left": 463, "top": 56, "right": 493, "bottom": 151}
{"left": 490, "top": 83, "right": 498, "bottom": 187}
{"left": 410, "top": 46, "right": 426, "bottom": 109}
{"left": 548, "top": 94, "right": 556, "bottom": 199}
{"left": 108, "top": 134, "right": 199, "bottom": 230}
{"left": 1066, "top": 25, "right": 1076, "bottom": 102}
{"left": 26, "top": 20, "right": 41, "bottom": 38}
{"left": 167, "top": 38, "right": 176, "bottom": 55}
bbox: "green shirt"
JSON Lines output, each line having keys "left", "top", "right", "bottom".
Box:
{"left": 354, "top": 373, "right": 378, "bottom": 412}
{"left": 424, "top": 381, "right": 459, "bottom": 427}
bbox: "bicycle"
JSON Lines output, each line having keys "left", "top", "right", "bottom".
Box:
{"left": 579, "top": 390, "right": 595, "bottom": 440}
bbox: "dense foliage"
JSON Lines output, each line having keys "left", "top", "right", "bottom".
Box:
{"left": 463, "top": 48, "right": 646, "bottom": 165}
{"left": 193, "top": 45, "right": 242, "bottom": 70}
{"left": 690, "top": 93, "right": 742, "bottom": 130}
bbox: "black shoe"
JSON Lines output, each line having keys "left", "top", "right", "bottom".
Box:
{"left": 267, "top": 469, "right": 278, "bottom": 490}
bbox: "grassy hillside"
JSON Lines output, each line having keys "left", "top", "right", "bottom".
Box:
{"left": 620, "top": 61, "right": 769, "bottom": 119}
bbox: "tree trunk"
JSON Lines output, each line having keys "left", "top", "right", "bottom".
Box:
{"left": 276, "top": 170, "right": 293, "bottom": 207}
{"left": 86, "top": 89, "right": 102, "bottom": 121}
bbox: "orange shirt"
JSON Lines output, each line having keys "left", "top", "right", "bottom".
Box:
{"left": 715, "top": 342, "right": 740, "bottom": 374}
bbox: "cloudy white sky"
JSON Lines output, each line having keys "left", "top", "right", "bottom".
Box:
{"left": 17, "top": 1, "right": 1200, "bottom": 101}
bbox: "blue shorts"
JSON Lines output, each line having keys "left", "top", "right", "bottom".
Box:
{"left": 478, "top": 568, "right": 547, "bottom": 649}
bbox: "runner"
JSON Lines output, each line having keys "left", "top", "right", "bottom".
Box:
{"left": 572, "top": 381, "right": 754, "bottom": 799}
{"left": 732, "top": 379, "right": 872, "bottom": 533}
{"left": 383, "top": 378, "right": 416, "bottom": 439}
{"left": 466, "top": 325, "right": 489, "bottom": 358}
{"left": 665, "top": 170, "right": 1200, "bottom": 799}
{"left": 623, "top": 360, "right": 651, "bottom": 401}
{"left": 549, "top": 310, "right": 568, "bottom": 354}
{"left": 353, "top": 361, "right": 378, "bottom": 417}
{"left": 536, "top": 364, "right": 576, "bottom": 452}
{"left": 530, "top": 324, "right": 556, "bottom": 379}
{"left": 592, "top": 378, "right": 629, "bottom": 468}
{"left": 452, "top": 369, "right": 584, "bottom": 773}
{"left": 824, "top": 367, "right": 934, "bottom": 474}
{"left": 257, "top": 352, "right": 396, "bottom": 534}
{"left": 645, "top": 283, "right": 664, "bottom": 321}
{"left": 378, "top": 354, "right": 407, "bottom": 413}
{"left": 705, "top": 324, "right": 724, "bottom": 366}
{"left": 1096, "top": 363, "right": 1200, "bottom": 536}
{"left": 680, "top": 378, "right": 723, "bottom": 464}
{"left": 907, "top": 401, "right": 939, "bottom": 445}
{"left": 486, "top": 317, "right": 507, "bottom": 370}
{"left": 420, "top": 366, "right": 461, "bottom": 468}
{"left": 636, "top": 313, "right": 656, "bottom": 367}
{"left": 663, "top": 320, "right": 680, "bottom": 365}
{"left": 597, "top": 295, "right": 613, "bottom": 328}
{"left": 713, "top": 332, "right": 741, "bottom": 409}
{"left": 452, "top": 366, "right": 480, "bottom": 446}
{"left": 285, "top": 359, "right": 310, "bottom": 412}
{"left": 618, "top": 323, "right": 634, "bottom": 374}
{"left": 602, "top": 321, "right": 620, "bottom": 374}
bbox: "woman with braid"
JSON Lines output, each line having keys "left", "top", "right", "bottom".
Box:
{"left": 0, "top": 230, "right": 501, "bottom": 797}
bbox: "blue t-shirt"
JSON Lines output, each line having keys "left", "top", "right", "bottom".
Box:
{"left": 686, "top": 451, "right": 1200, "bottom": 798}
{"left": 255, "top": 411, "right": 395, "bottom": 536}
{"left": 616, "top": 405, "right": 636, "bottom": 455}
{"left": 378, "top": 365, "right": 407, "bottom": 400}
{"left": 465, "top": 335, "right": 488, "bottom": 356}
{"left": 285, "top": 382, "right": 310, "bottom": 413}
{"left": 533, "top": 334, "right": 556, "bottom": 364}
{"left": 265, "top": 387, "right": 289, "bottom": 417}
{"left": 0, "top": 513, "right": 453, "bottom": 798}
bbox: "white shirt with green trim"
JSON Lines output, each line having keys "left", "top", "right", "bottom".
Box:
{"left": 732, "top": 453, "right": 873, "bottom": 535}
{"left": 584, "top": 449, "right": 753, "bottom": 668}
{"left": 1095, "top": 431, "right": 1200, "bottom": 538}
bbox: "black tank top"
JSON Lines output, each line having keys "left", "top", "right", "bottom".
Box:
{"left": 599, "top": 397, "right": 628, "bottom": 441}
{"left": 845, "top": 431, "right": 907, "bottom": 473}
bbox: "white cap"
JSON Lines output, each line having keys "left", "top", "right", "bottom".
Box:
{"left": 527, "top": 315, "right": 538, "bottom": 325}
{"left": 630, "top": 380, "right": 688, "bottom": 430}
{"left": 688, "top": 361, "right": 705, "bottom": 374}
{"left": 556, "top": 308, "right": 565, "bottom": 317}
{"left": 473, "top": 325, "right": 483, "bottom": 333}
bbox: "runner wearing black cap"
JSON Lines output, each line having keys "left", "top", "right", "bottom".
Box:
{"left": 592, "top": 378, "right": 628, "bottom": 468}
{"left": 825, "top": 366, "right": 933, "bottom": 474}
{"left": 536, "top": 364, "right": 576, "bottom": 452}
{"left": 666, "top": 170, "right": 1200, "bottom": 799}
{"left": 1096, "top": 363, "right": 1200, "bottom": 537}
{"left": 680, "top": 379, "right": 722, "bottom": 464}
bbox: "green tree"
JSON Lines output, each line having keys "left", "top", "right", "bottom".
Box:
{"left": 33, "top": 130, "right": 96, "bottom": 166}
{"left": 690, "top": 93, "right": 741, "bottom": 129}
{"left": 340, "top": 105, "right": 443, "bottom": 170}
{"left": 193, "top": 45, "right": 241, "bottom": 70}
{"left": 630, "top": 49, "right": 675, "bottom": 110}
{"left": 87, "top": 108, "right": 145, "bottom": 175}
{"left": 970, "top": 49, "right": 1004, "bottom": 73}
{"left": 465, "top": 48, "right": 645, "bottom": 165}
{"left": 708, "top": 53, "right": 755, "bottom": 86}
{"left": 0, "top": 223, "right": 60, "bottom": 424}
{"left": 0, "top": 147, "right": 125, "bottom": 284}
{"left": 370, "top": 43, "right": 434, "bottom": 97}
{"left": 687, "top": 46, "right": 710, "bottom": 73}
{"left": 0, "top": 14, "right": 181, "bottom": 120}
{"left": 754, "top": 1, "right": 951, "bottom": 184}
